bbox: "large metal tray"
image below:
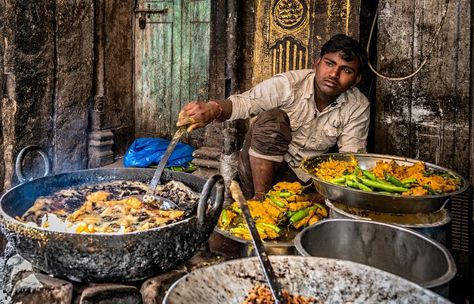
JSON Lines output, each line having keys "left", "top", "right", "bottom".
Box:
{"left": 301, "top": 153, "right": 468, "bottom": 214}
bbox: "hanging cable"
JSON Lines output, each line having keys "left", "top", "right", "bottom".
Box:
{"left": 367, "top": 0, "right": 450, "bottom": 81}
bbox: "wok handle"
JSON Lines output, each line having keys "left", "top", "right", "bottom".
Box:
{"left": 15, "top": 145, "right": 51, "bottom": 183}
{"left": 197, "top": 174, "right": 225, "bottom": 225}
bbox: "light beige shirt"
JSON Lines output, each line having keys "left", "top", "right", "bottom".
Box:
{"left": 229, "top": 69, "right": 370, "bottom": 181}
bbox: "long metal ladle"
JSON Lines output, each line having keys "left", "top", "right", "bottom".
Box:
{"left": 229, "top": 180, "right": 286, "bottom": 304}
{"left": 140, "top": 126, "right": 187, "bottom": 207}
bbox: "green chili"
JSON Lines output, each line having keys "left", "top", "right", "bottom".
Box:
{"left": 354, "top": 166, "right": 361, "bottom": 176}
{"left": 266, "top": 194, "right": 286, "bottom": 208}
{"left": 345, "top": 180, "right": 360, "bottom": 189}
{"left": 423, "top": 184, "right": 442, "bottom": 195}
{"left": 330, "top": 176, "right": 347, "bottom": 184}
{"left": 289, "top": 209, "right": 309, "bottom": 223}
{"left": 362, "top": 170, "right": 377, "bottom": 181}
{"left": 289, "top": 206, "right": 317, "bottom": 224}
{"left": 256, "top": 222, "right": 281, "bottom": 233}
{"left": 277, "top": 190, "right": 294, "bottom": 198}
{"left": 232, "top": 206, "right": 242, "bottom": 215}
{"left": 401, "top": 178, "right": 417, "bottom": 184}
{"left": 357, "top": 182, "right": 373, "bottom": 192}
{"left": 221, "top": 209, "right": 229, "bottom": 226}
{"left": 384, "top": 172, "right": 404, "bottom": 187}
{"left": 359, "top": 177, "right": 409, "bottom": 193}
{"left": 346, "top": 180, "right": 373, "bottom": 192}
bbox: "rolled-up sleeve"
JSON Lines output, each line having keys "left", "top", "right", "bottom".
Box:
{"left": 337, "top": 101, "right": 370, "bottom": 153}
{"left": 228, "top": 74, "right": 292, "bottom": 120}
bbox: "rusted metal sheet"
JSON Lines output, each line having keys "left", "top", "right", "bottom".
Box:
{"left": 134, "top": 0, "right": 211, "bottom": 141}
{"left": 252, "top": 0, "right": 361, "bottom": 86}
{"left": 374, "top": 0, "right": 471, "bottom": 179}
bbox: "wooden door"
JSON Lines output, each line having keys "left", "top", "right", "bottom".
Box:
{"left": 134, "top": 0, "right": 211, "bottom": 139}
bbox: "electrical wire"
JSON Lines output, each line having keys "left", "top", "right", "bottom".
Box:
{"left": 366, "top": 1, "right": 451, "bottom": 81}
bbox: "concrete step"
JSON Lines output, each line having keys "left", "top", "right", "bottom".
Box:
{"left": 192, "top": 147, "right": 221, "bottom": 160}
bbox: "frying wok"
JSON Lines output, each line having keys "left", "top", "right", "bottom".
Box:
{"left": 163, "top": 256, "right": 450, "bottom": 303}
{"left": 0, "top": 167, "right": 224, "bottom": 282}
{"left": 301, "top": 153, "right": 468, "bottom": 213}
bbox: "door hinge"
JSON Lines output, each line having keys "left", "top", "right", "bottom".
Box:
{"left": 135, "top": 8, "right": 168, "bottom": 30}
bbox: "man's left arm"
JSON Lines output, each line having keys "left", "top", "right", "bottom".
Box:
{"left": 337, "top": 102, "right": 370, "bottom": 153}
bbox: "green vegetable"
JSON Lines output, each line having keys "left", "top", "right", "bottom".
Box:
{"left": 277, "top": 190, "right": 294, "bottom": 198}
{"left": 357, "top": 182, "right": 373, "bottom": 192}
{"left": 266, "top": 194, "right": 286, "bottom": 208}
{"left": 423, "top": 184, "right": 442, "bottom": 195}
{"left": 346, "top": 180, "right": 373, "bottom": 192}
{"left": 362, "top": 170, "right": 377, "bottom": 181}
{"left": 289, "top": 209, "right": 309, "bottom": 223}
{"left": 345, "top": 180, "right": 360, "bottom": 189}
{"left": 359, "top": 177, "right": 409, "bottom": 193}
{"left": 384, "top": 172, "right": 404, "bottom": 187}
{"left": 330, "top": 176, "right": 346, "bottom": 184}
{"left": 354, "top": 166, "right": 361, "bottom": 175}
{"left": 401, "top": 178, "right": 417, "bottom": 184}
{"left": 221, "top": 209, "right": 229, "bottom": 226}
{"left": 289, "top": 206, "right": 317, "bottom": 224}
{"left": 256, "top": 222, "right": 281, "bottom": 233}
{"left": 232, "top": 206, "right": 242, "bottom": 215}
{"left": 401, "top": 178, "right": 417, "bottom": 187}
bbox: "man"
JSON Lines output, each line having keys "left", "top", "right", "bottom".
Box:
{"left": 177, "top": 34, "right": 370, "bottom": 199}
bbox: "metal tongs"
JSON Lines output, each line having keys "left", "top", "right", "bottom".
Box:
{"left": 229, "top": 180, "right": 286, "bottom": 304}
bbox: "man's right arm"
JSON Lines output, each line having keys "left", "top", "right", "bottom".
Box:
{"left": 177, "top": 74, "right": 291, "bottom": 131}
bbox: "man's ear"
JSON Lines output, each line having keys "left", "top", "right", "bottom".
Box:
{"left": 313, "top": 58, "right": 321, "bottom": 69}
{"left": 353, "top": 73, "right": 362, "bottom": 87}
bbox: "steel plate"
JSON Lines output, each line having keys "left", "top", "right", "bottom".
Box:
{"left": 301, "top": 153, "right": 468, "bottom": 214}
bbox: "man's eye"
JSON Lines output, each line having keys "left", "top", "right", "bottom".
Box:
{"left": 343, "top": 68, "right": 353, "bottom": 74}
{"left": 325, "top": 61, "right": 334, "bottom": 66}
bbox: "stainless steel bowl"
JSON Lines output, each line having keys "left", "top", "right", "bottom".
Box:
{"left": 301, "top": 153, "right": 468, "bottom": 213}
{"left": 163, "top": 256, "right": 450, "bottom": 303}
{"left": 294, "top": 219, "right": 456, "bottom": 297}
{"left": 213, "top": 227, "right": 297, "bottom": 257}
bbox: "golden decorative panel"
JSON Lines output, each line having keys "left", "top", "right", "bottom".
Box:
{"left": 252, "top": 0, "right": 359, "bottom": 86}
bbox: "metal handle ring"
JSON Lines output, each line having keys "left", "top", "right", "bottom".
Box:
{"left": 197, "top": 174, "right": 225, "bottom": 225}
{"left": 15, "top": 145, "right": 51, "bottom": 183}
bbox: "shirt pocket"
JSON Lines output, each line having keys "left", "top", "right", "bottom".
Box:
{"left": 305, "top": 125, "right": 341, "bottom": 151}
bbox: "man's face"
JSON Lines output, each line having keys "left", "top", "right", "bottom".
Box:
{"left": 313, "top": 51, "right": 362, "bottom": 98}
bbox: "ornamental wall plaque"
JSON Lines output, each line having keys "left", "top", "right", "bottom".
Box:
{"left": 271, "top": 0, "right": 308, "bottom": 33}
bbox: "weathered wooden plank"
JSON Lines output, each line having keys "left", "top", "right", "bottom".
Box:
{"left": 374, "top": 0, "right": 415, "bottom": 157}
{"left": 54, "top": 0, "right": 93, "bottom": 172}
{"left": 134, "top": 0, "right": 175, "bottom": 138}
{"left": 180, "top": 0, "right": 211, "bottom": 147}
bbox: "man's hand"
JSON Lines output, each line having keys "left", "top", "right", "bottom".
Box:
{"left": 176, "top": 101, "right": 222, "bottom": 132}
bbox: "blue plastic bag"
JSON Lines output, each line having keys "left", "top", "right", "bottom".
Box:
{"left": 123, "top": 138, "right": 195, "bottom": 168}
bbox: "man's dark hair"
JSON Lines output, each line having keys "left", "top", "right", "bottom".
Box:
{"left": 320, "top": 34, "right": 368, "bottom": 75}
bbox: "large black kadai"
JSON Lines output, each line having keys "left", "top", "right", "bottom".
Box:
{"left": 0, "top": 163, "right": 224, "bottom": 282}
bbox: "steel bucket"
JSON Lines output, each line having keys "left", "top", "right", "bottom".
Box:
{"left": 294, "top": 219, "right": 456, "bottom": 297}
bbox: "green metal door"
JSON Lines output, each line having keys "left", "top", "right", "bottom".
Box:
{"left": 134, "top": 0, "right": 211, "bottom": 139}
